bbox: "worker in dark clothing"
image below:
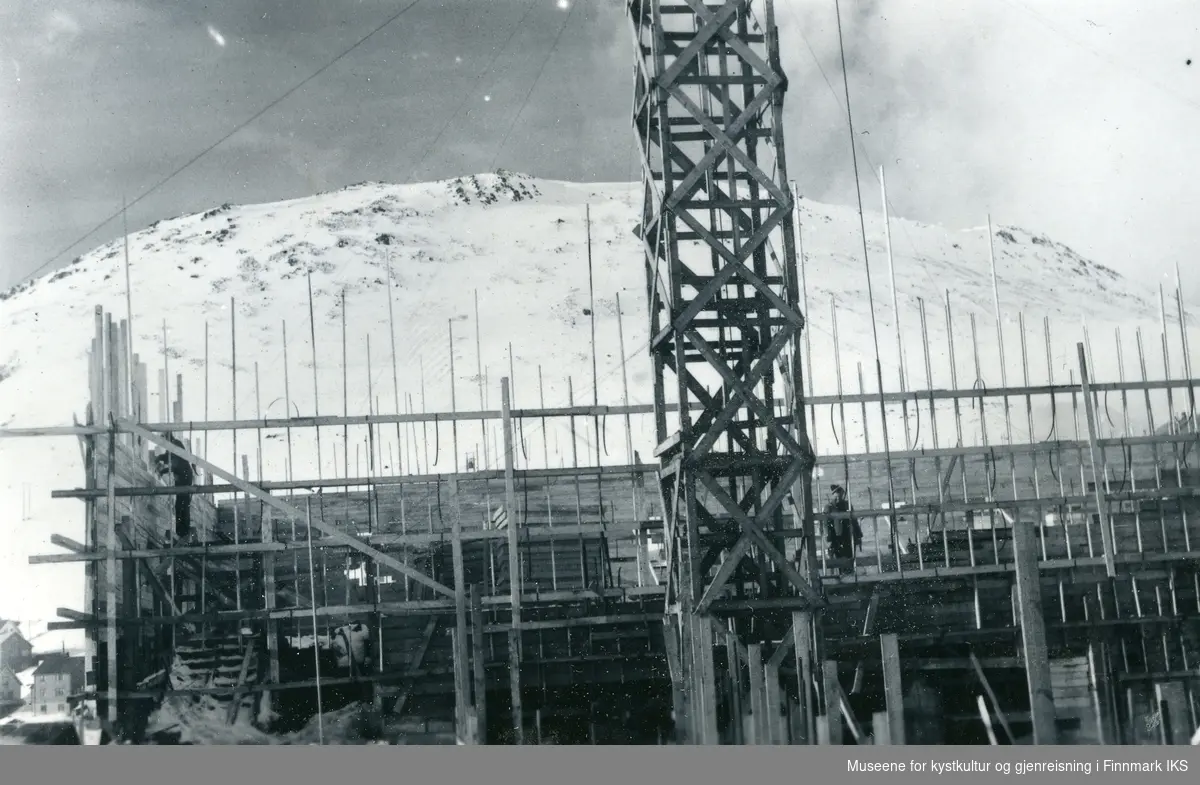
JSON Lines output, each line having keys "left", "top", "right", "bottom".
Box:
{"left": 155, "top": 434, "right": 196, "bottom": 540}
{"left": 824, "top": 484, "right": 862, "bottom": 570}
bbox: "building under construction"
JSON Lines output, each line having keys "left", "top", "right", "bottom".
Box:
{"left": 8, "top": 0, "right": 1200, "bottom": 746}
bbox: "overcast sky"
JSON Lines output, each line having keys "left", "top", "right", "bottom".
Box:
{"left": 1, "top": 0, "right": 1198, "bottom": 295}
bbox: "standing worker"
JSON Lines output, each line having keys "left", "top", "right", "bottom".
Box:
{"left": 823, "top": 484, "right": 862, "bottom": 573}
{"left": 155, "top": 433, "right": 196, "bottom": 541}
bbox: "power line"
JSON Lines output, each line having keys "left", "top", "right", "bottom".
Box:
{"left": 486, "top": 1, "right": 578, "bottom": 172}
{"left": 409, "top": 0, "right": 542, "bottom": 180}
{"left": 16, "top": 0, "right": 427, "bottom": 287}
{"left": 1000, "top": 0, "right": 1200, "bottom": 115}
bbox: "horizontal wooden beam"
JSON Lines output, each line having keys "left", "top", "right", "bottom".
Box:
{"left": 45, "top": 589, "right": 669, "bottom": 630}
{"left": 29, "top": 521, "right": 644, "bottom": 564}
{"left": 5, "top": 377, "right": 1196, "bottom": 439}
{"left": 50, "top": 534, "right": 87, "bottom": 552}
{"left": 49, "top": 462, "right": 655, "bottom": 500}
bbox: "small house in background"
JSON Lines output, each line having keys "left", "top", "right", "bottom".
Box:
{"left": 0, "top": 664, "right": 21, "bottom": 716}
{"left": 0, "top": 620, "right": 34, "bottom": 673}
{"left": 30, "top": 655, "right": 85, "bottom": 716}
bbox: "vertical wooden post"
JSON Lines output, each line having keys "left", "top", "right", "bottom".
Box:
{"left": 1089, "top": 642, "right": 1117, "bottom": 745}
{"left": 764, "top": 661, "right": 785, "bottom": 745}
{"left": 747, "top": 643, "right": 766, "bottom": 744}
{"left": 1156, "top": 682, "right": 1190, "bottom": 744}
{"left": 450, "top": 477, "right": 471, "bottom": 741}
{"left": 262, "top": 507, "right": 279, "bottom": 722}
{"left": 822, "top": 661, "right": 843, "bottom": 745}
{"left": 725, "top": 631, "right": 744, "bottom": 744}
{"left": 1077, "top": 343, "right": 1117, "bottom": 578}
{"left": 872, "top": 711, "right": 891, "bottom": 745}
{"left": 1013, "top": 517, "right": 1058, "bottom": 744}
{"left": 792, "top": 611, "right": 813, "bottom": 744}
{"left": 501, "top": 378, "right": 523, "bottom": 744}
{"left": 692, "top": 614, "right": 719, "bottom": 744}
{"left": 880, "top": 633, "right": 905, "bottom": 745}
{"left": 103, "top": 314, "right": 119, "bottom": 734}
{"left": 470, "top": 584, "right": 487, "bottom": 744}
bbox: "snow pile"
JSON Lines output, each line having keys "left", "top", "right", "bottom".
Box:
{"left": 285, "top": 702, "right": 378, "bottom": 745}
{"left": 0, "top": 172, "right": 1189, "bottom": 645}
{"left": 143, "top": 651, "right": 271, "bottom": 745}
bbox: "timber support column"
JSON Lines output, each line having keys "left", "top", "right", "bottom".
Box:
{"left": 628, "top": 0, "right": 823, "bottom": 747}
{"left": 880, "top": 634, "right": 906, "bottom": 745}
{"left": 450, "top": 477, "right": 472, "bottom": 743}
{"left": 261, "top": 508, "right": 280, "bottom": 724}
{"left": 791, "top": 611, "right": 814, "bottom": 744}
{"left": 470, "top": 585, "right": 487, "bottom": 744}
{"left": 501, "top": 378, "right": 524, "bottom": 744}
{"left": 822, "top": 661, "right": 843, "bottom": 745}
{"left": 1013, "top": 518, "right": 1058, "bottom": 744}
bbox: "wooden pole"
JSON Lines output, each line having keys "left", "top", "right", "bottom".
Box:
{"left": 122, "top": 198, "right": 136, "bottom": 422}
{"left": 748, "top": 643, "right": 766, "bottom": 744}
{"left": 451, "top": 477, "right": 471, "bottom": 740}
{"left": 385, "top": 249, "right": 404, "bottom": 475}
{"left": 262, "top": 507, "right": 279, "bottom": 721}
{"left": 501, "top": 378, "right": 523, "bottom": 744}
{"left": 305, "top": 499, "right": 325, "bottom": 745}
{"left": 1077, "top": 343, "right": 1118, "bottom": 578}
{"left": 104, "top": 319, "right": 119, "bottom": 734}
{"left": 1013, "top": 511, "right": 1057, "bottom": 743}
{"left": 450, "top": 321, "right": 459, "bottom": 472}
{"left": 792, "top": 611, "right": 813, "bottom": 744}
{"left": 231, "top": 298, "right": 242, "bottom": 609}
{"left": 471, "top": 584, "right": 487, "bottom": 744}
{"left": 307, "top": 272, "right": 324, "bottom": 479}
{"left": 822, "top": 661, "right": 843, "bottom": 744}
{"left": 475, "top": 290, "right": 488, "bottom": 470}
{"left": 880, "top": 633, "right": 906, "bottom": 745}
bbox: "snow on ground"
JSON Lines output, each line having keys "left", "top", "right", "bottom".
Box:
{"left": 1, "top": 171, "right": 1194, "bottom": 646}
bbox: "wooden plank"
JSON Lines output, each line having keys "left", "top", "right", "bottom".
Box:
{"left": 764, "top": 661, "right": 786, "bottom": 745}
{"left": 121, "top": 419, "right": 455, "bottom": 598}
{"left": 791, "top": 611, "right": 813, "bottom": 744}
{"left": 470, "top": 585, "right": 487, "bottom": 744}
{"left": 1013, "top": 517, "right": 1058, "bottom": 744}
{"left": 872, "top": 710, "right": 891, "bottom": 745}
{"left": 822, "top": 661, "right": 843, "bottom": 744}
{"left": 52, "top": 533, "right": 87, "bottom": 553}
{"left": 880, "top": 633, "right": 906, "bottom": 745}
{"left": 851, "top": 586, "right": 882, "bottom": 694}
{"left": 225, "top": 641, "right": 254, "bottom": 725}
{"left": 1077, "top": 343, "right": 1118, "bottom": 578}
{"left": 103, "top": 317, "right": 119, "bottom": 732}
{"left": 450, "top": 477, "right": 470, "bottom": 740}
{"left": 262, "top": 507, "right": 280, "bottom": 717}
{"left": 968, "top": 650, "right": 1015, "bottom": 743}
{"left": 747, "top": 643, "right": 766, "bottom": 745}
{"left": 1155, "top": 682, "right": 1191, "bottom": 745}
{"left": 832, "top": 675, "right": 865, "bottom": 744}
{"left": 501, "top": 379, "right": 523, "bottom": 744}
{"left": 391, "top": 616, "right": 438, "bottom": 716}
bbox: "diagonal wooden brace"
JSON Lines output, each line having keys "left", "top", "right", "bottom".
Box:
{"left": 122, "top": 418, "right": 455, "bottom": 599}
{"left": 696, "top": 470, "right": 823, "bottom": 606}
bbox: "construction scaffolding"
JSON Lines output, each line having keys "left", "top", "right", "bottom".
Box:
{"left": 2, "top": 0, "right": 1198, "bottom": 746}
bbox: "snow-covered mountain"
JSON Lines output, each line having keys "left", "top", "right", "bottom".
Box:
{"left": 0, "top": 171, "right": 1191, "bottom": 644}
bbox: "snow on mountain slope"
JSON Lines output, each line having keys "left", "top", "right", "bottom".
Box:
{"left": 0, "top": 171, "right": 1190, "bottom": 642}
